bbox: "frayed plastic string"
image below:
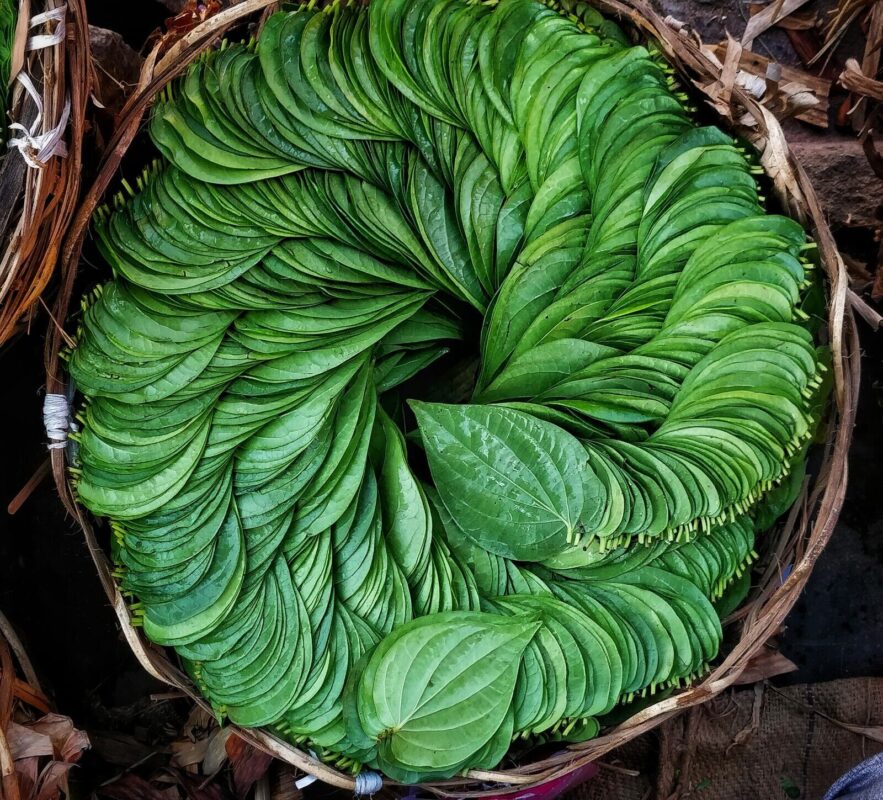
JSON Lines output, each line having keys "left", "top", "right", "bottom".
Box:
{"left": 6, "top": 92, "right": 71, "bottom": 169}
{"left": 7, "top": 6, "right": 70, "bottom": 168}
{"left": 294, "top": 774, "right": 318, "bottom": 790}
{"left": 27, "top": 6, "right": 66, "bottom": 51}
{"left": 293, "top": 750, "right": 321, "bottom": 791}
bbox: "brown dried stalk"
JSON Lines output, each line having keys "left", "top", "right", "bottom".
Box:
{"left": 821, "top": 0, "right": 875, "bottom": 48}
{"left": 840, "top": 56, "right": 883, "bottom": 100}
{"left": 0, "top": 0, "right": 90, "bottom": 345}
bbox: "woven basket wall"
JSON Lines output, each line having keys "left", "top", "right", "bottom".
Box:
{"left": 0, "top": 0, "right": 88, "bottom": 346}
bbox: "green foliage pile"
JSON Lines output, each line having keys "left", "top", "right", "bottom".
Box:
{"left": 1, "top": 0, "right": 16, "bottom": 141}
{"left": 67, "top": 0, "right": 825, "bottom": 782}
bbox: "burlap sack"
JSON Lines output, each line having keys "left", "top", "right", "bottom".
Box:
{"left": 569, "top": 679, "right": 883, "bottom": 800}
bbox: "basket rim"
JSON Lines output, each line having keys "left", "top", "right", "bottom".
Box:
{"left": 43, "top": 0, "right": 859, "bottom": 795}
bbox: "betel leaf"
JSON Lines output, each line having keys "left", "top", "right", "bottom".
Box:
{"left": 0, "top": 0, "right": 14, "bottom": 143}
{"left": 350, "top": 611, "right": 540, "bottom": 778}
{"left": 412, "top": 402, "right": 598, "bottom": 561}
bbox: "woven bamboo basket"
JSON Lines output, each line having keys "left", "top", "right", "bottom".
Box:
{"left": 43, "top": 0, "right": 859, "bottom": 795}
{"left": 0, "top": 0, "right": 88, "bottom": 346}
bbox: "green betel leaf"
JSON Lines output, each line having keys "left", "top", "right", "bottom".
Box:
{"left": 412, "top": 402, "right": 595, "bottom": 560}
{"left": 352, "top": 611, "right": 540, "bottom": 778}
{"left": 0, "top": 0, "right": 15, "bottom": 143}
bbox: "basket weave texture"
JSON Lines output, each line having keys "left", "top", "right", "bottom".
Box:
{"left": 44, "top": 0, "right": 859, "bottom": 795}
{"left": 0, "top": 0, "right": 88, "bottom": 345}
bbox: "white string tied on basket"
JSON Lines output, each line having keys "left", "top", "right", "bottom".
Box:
{"left": 43, "top": 392, "right": 73, "bottom": 450}
{"left": 353, "top": 771, "right": 383, "bottom": 796}
{"left": 26, "top": 5, "right": 67, "bottom": 51}
{"left": 291, "top": 750, "right": 321, "bottom": 792}
{"left": 6, "top": 5, "right": 70, "bottom": 168}
{"left": 294, "top": 773, "right": 318, "bottom": 791}
{"left": 7, "top": 73, "right": 70, "bottom": 167}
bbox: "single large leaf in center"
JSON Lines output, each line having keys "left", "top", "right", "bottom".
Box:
{"left": 412, "top": 402, "right": 594, "bottom": 560}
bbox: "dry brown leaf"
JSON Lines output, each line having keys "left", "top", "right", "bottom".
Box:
{"left": 202, "top": 729, "right": 233, "bottom": 777}
{"left": 225, "top": 736, "right": 273, "bottom": 800}
{"left": 5, "top": 726, "right": 53, "bottom": 761}
{"left": 170, "top": 737, "right": 210, "bottom": 770}
{"left": 822, "top": 0, "right": 876, "bottom": 45}
{"left": 742, "top": 0, "right": 815, "bottom": 48}
{"left": 170, "top": 709, "right": 228, "bottom": 773}
{"left": 28, "top": 715, "right": 89, "bottom": 765}
{"left": 12, "top": 756, "right": 37, "bottom": 799}
{"left": 732, "top": 649, "right": 798, "bottom": 685}
{"left": 852, "top": 0, "right": 883, "bottom": 127}
{"left": 2, "top": 714, "right": 89, "bottom": 800}
{"left": 31, "top": 760, "right": 76, "bottom": 800}
{"left": 813, "top": 1, "right": 867, "bottom": 66}
{"left": 179, "top": 707, "right": 215, "bottom": 744}
{"left": 715, "top": 36, "right": 743, "bottom": 115}
{"left": 841, "top": 57, "right": 883, "bottom": 100}
{"left": 755, "top": 104, "right": 808, "bottom": 220}
{"left": 748, "top": 3, "right": 819, "bottom": 29}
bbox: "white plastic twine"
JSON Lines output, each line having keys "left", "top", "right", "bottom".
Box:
{"left": 289, "top": 754, "right": 382, "bottom": 794}
{"left": 353, "top": 771, "right": 383, "bottom": 796}
{"left": 292, "top": 769, "right": 382, "bottom": 793}
{"left": 294, "top": 773, "right": 318, "bottom": 791}
{"left": 43, "top": 392, "right": 71, "bottom": 450}
{"left": 7, "top": 72, "right": 70, "bottom": 167}
{"left": 6, "top": 5, "right": 70, "bottom": 169}
{"left": 26, "top": 6, "right": 66, "bottom": 49}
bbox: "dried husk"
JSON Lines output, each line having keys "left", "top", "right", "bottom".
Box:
{"left": 0, "top": 0, "right": 89, "bottom": 345}
{"left": 0, "top": 610, "right": 90, "bottom": 800}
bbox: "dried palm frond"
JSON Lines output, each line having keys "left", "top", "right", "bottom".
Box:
{"left": 0, "top": 610, "right": 90, "bottom": 800}
{"left": 0, "top": 0, "right": 89, "bottom": 346}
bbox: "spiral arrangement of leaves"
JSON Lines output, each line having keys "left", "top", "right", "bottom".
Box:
{"left": 65, "top": 0, "right": 827, "bottom": 782}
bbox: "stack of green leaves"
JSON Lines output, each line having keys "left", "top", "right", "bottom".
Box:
{"left": 0, "top": 0, "right": 16, "bottom": 142}
{"left": 67, "top": 0, "right": 826, "bottom": 783}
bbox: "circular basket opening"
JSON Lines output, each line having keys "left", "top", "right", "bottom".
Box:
{"left": 48, "top": 2, "right": 858, "bottom": 796}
